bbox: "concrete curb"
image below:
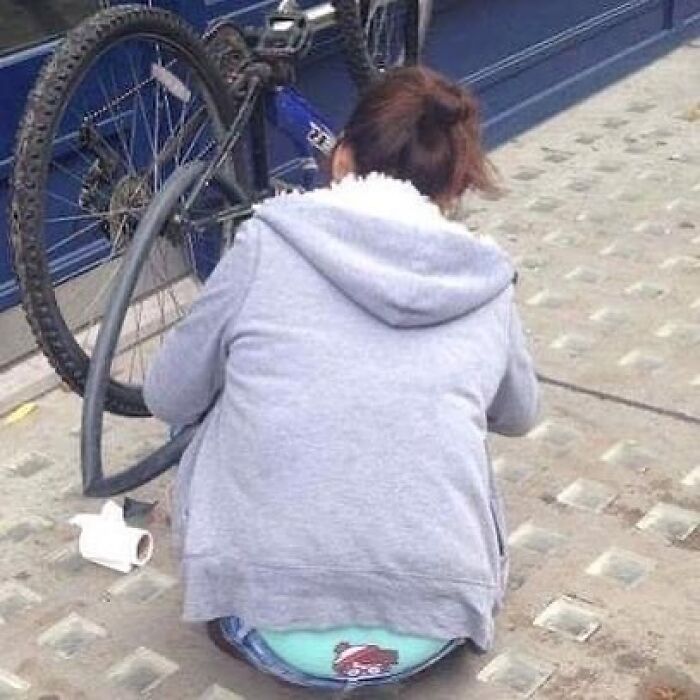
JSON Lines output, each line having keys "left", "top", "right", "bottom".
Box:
{"left": 0, "top": 353, "right": 62, "bottom": 419}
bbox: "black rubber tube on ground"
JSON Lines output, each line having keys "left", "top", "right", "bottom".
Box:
{"left": 81, "top": 162, "right": 205, "bottom": 497}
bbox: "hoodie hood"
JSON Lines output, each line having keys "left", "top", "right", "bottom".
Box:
{"left": 255, "top": 174, "right": 515, "bottom": 328}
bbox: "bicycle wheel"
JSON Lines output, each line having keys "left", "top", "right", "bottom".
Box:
{"left": 10, "top": 5, "right": 236, "bottom": 416}
{"left": 332, "top": 0, "right": 427, "bottom": 91}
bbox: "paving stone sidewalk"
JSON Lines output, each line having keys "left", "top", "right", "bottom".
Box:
{"left": 1, "top": 40, "right": 699, "bottom": 700}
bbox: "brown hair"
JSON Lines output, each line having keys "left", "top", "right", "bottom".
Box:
{"left": 338, "top": 67, "right": 497, "bottom": 202}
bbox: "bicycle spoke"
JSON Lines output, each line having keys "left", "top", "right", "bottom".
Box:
{"left": 152, "top": 55, "right": 162, "bottom": 193}
{"left": 46, "top": 220, "right": 101, "bottom": 255}
{"left": 50, "top": 158, "right": 91, "bottom": 188}
{"left": 126, "top": 299, "right": 146, "bottom": 383}
{"left": 155, "top": 43, "right": 177, "bottom": 143}
{"left": 95, "top": 74, "right": 137, "bottom": 176}
{"left": 46, "top": 207, "right": 143, "bottom": 224}
{"left": 174, "top": 74, "right": 196, "bottom": 165}
{"left": 48, "top": 189, "right": 89, "bottom": 211}
{"left": 180, "top": 113, "right": 210, "bottom": 164}
{"left": 127, "top": 53, "right": 157, "bottom": 165}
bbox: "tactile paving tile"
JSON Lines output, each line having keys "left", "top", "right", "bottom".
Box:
{"left": 107, "top": 647, "right": 179, "bottom": 695}
{"left": 508, "top": 522, "right": 570, "bottom": 556}
{"left": 556, "top": 478, "right": 617, "bottom": 513}
{"left": 600, "top": 440, "right": 657, "bottom": 473}
{"left": 477, "top": 650, "right": 555, "bottom": 697}
{"left": 586, "top": 547, "right": 655, "bottom": 588}
{"left": 0, "top": 582, "right": 42, "bottom": 623}
{"left": 635, "top": 503, "right": 700, "bottom": 541}
{"left": 37, "top": 613, "right": 107, "bottom": 659}
{"left": 533, "top": 596, "right": 603, "bottom": 642}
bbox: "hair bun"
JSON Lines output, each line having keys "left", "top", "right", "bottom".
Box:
{"left": 422, "top": 93, "right": 468, "bottom": 127}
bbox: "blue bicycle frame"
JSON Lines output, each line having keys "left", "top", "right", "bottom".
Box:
{"left": 267, "top": 85, "right": 338, "bottom": 189}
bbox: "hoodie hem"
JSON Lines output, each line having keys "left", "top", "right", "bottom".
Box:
{"left": 180, "top": 556, "right": 500, "bottom": 649}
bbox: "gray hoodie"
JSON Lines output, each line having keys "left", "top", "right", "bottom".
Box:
{"left": 144, "top": 174, "right": 539, "bottom": 649}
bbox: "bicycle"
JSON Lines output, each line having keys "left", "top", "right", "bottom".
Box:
{"left": 10, "top": 0, "right": 431, "bottom": 495}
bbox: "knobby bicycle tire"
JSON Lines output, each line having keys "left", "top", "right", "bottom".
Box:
{"left": 10, "top": 5, "right": 234, "bottom": 417}
{"left": 332, "top": 0, "right": 422, "bottom": 91}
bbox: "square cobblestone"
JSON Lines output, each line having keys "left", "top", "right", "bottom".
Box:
{"left": 477, "top": 650, "right": 554, "bottom": 697}
{"left": 636, "top": 503, "right": 700, "bottom": 541}
{"left": 508, "top": 522, "right": 569, "bottom": 555}
{"left": 4, "top": 452, "right": 53, "bottom": 478}
{"left": 586, "top": 547, "right": 655, "bottom": 588}
{"left": 533, "top": 596, "right": 603, "bottom": 642}
{"left": 108, "top": 647, "right": 179, "bottom": 695}
{"left": 0, "top": 582, "right": 42, "bottom": 622}
{"left": 556, "top": 478, "right": 617, "bottom": 513}
{"left": 0, "top": 669, "right": 30, "bottom": 697}
{"left": 37, "top": 613, "right": 107, "bottom": 659}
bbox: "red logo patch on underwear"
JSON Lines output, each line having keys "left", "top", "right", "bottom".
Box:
{"left": 332, "top": 641, "right": 399, "bottom": 678}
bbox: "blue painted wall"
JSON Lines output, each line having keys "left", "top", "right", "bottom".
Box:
{"left": 0, "top": 0, "right": 699, "bottom": 315}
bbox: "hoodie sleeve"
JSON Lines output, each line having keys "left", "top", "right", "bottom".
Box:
{"left": 143, "top": 222, "right": 260, "bottom": 427}
{"left": 487, "top": 299, "right": 539, "bottom": 437}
